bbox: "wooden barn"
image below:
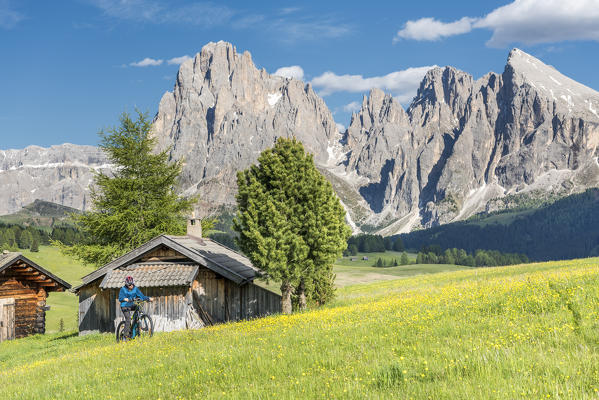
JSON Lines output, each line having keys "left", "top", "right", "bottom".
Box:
{"left": 0, "top": 251, "right": 71, "bottom": 342}
{"left": 74, "top": 218, "right": 281, "bottom": 334}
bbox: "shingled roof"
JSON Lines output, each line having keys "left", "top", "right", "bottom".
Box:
{"left": 74, "top": 235, "right": 261, "bottom": 291}
{"left": 99, "top": 262, "right": 199, "bottom": 289}
{"left": 0, "top": 251, "right": 71, "bottom": 290}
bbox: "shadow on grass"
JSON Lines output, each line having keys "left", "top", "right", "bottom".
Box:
{"left": 50, "top": 332, "right": 78, "bottom": 341}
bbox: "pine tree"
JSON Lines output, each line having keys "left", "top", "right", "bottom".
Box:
{"left": 18, "top": 230, "right": 32, "bottom": 249}
{"left": 3, "top": 229, "right": 16, "bottom": 249}
{"left": 393, "top": 237, "right": 405, "bottom": 251}
{"left": 30, "top": 238, "right": 39, "bottom": 252}
{"left": 400, "top": 251, "right": 409, "bottom": 265}
{"left": 234, "top": 137, "right": 351, "bottom": 313}
{"left": 59, "top": 111, "right": 195, "bottom": 266}
{"left": 443, "top": 248, "right": 455, "bottom": 265}
{"left": 384, "top": 237, "right": 393, "bottom": 250}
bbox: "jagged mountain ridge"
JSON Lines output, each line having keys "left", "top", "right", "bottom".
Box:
{"left": 152, "top": 41, "right": 338, "bottom": 207}
{"left": 2, "top": 43, "right": 598, "bottom": 236}
{"left": 0, "top": 144, "right": 111, "bottom": 215}
{"left": 339, "top": 48, "right": 599, "bottom": 233}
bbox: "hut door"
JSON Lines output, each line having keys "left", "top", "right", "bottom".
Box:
{"left": 0, "top": 298, "right": 15, "bottom": 342}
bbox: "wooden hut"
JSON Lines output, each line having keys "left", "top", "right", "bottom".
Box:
{"left": 0, "top": 251, "right": 71, "bottom": 342}
{"left": 74, "top": 217, "right": 281, "bottom": 334}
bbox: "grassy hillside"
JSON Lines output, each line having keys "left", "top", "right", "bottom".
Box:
{"left": 20, "top": 246, "right": 95, "bottom": 332}
{"left": 20, "top": 247, "right": 458, "bottom": 332}
{"left": 0, "top": 199, "right": 80, "bottom": 228}
{"left": 333, "top": 263, "right": 468, "bottom": 286}
{"left": 2, "top": 258, "right": 599, "bottom": 399}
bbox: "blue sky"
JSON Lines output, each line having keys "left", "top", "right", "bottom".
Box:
{"left": 1, "top": 0, "right": 598, "bottom": 148}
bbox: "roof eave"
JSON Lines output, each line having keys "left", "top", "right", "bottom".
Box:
{"left": 0, "top": 253, "right": 71, "bottom": 290}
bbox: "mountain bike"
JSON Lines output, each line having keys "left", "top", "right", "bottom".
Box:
{"left": 116, "top": 298, "right": 154, "bottom": 342}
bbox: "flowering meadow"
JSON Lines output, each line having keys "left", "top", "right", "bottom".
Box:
{"left": 2, "top": 258, "right": 599, "bottom": 399}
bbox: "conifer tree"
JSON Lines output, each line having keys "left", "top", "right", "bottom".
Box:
{"left": 393, "top": 237, "right": 405, "bottom": 252}
{"left": 59, "top": 111, "right": 194, "bottom": 266}
{"left": 18, "top": 230, "right": 33, "bottom": 249}
{"left": 30, "top": 238, "right": 39, "bottom": 252}
{"left": 234, "top": 138, "right": 351, "bottom": 313}
{"left": 400, "top": 251, "right": 409, "bottom": 265}
{"left": 4, "top": 229, "right": 16, "bottom": 249}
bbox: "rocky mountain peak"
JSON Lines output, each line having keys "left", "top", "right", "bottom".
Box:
{"left": 504, "top": 48, "right": 599, "bottom": 120}
{"left": 352, "top": 88, "right": 408, "bottom": 131}
{"left": 3, "top": 44, "right": 599, "bottom": 236}
{"left": 411, "top": 66, "right": 473, "bottom": 107}
{"left": 152, "top": 41, "right": 338, "bottom": 211}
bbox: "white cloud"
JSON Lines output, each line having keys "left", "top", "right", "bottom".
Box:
{"left": 343, "top": 101, "right": 361, "bottom": 113}
{"left": 0, "top": 0, "right": 23, "bottom": 29}
{"left": 395, "top": 0, "right": 599, "bottom": 47}
{"left": 167, "top": 55, "right": 192, "bottom": 65}
{"left": 274, "top": 65, "right": 304, "bottom": 80}
{"left": 130, "top": 57, "right": 163, "bottom": 67}
{"left": 311, "top": 66, "right": 436, "bottom": 104}
{"left": 335, "top": 122, "right": 346, "bottom": 133}
{"left": 394, "top": 17, "right": 476, "bottom": 42}
{"left": 474, "top": 0, "right": 599, "bottom": 47}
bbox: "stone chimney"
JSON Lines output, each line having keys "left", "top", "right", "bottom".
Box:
{"left": 187, "top": 212, "right": 202, "bottom": 238}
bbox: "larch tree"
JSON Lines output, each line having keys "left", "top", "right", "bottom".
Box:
{"left": 234, "top": 137, "right": 351, "bottom": 313}
{"left": 59, "top": 111, "right": 195, "bottom": 266}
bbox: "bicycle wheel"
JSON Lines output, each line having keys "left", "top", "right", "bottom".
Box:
{"left": 138, "top": 314, "right": 154, "bottom": 338}
{"left": 115, "top": 321, "right": 127, "bottom": 342}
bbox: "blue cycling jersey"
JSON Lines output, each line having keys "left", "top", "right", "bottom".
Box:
{"left": 118, "top": 285, "right": 149, "bottom": 308}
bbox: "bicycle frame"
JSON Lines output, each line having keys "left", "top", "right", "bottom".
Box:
{"left": 129, "top": 299, "right": 145, "bottom": 339}
{"left": 117, "top": 299, "right": 153, "bottom": 342}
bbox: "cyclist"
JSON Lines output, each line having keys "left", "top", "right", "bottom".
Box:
{"left": 119, "top": 276, "right": 150, "bottom": 339}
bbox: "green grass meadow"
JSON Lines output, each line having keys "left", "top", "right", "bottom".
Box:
{"left": 334, "top": 251, "right": 415, "bottom": 267}
{"left": 20, "top": 246, "right": 95, "bottom": 332}
{"left": 19, "top": 247, "right": 453, "bottom": 331}
{"left": 2, "top": 256, "right": 599, "bottom": 398}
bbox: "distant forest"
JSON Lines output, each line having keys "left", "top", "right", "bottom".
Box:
{"left": 344, "top": 234, "right": 405, "bottom": 255}
{"left": 0, "top": 223, "right": 82, "bottom": 252}
{"left": 398, "top": 189, "right": 599, "bottom": 261}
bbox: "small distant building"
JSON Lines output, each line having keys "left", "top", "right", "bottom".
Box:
{"left": 0, "top": 252, "right": 71, "bottom": 342}
{"left": 74, "top": 217, "right": 281, "bottom": 334}
{"left": 362, "top": 256, "right": 369, "bottom": 261}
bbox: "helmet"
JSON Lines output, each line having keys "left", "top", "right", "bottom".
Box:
{"left": 125, "top": 276, "right": 134, "bottom": 286}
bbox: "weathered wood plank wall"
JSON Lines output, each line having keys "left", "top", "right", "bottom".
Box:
{"left": 193, "top": 267, "right": 281, "bottom": 322}
{"left": 0, "top": 278, "right": 48, "bottom": 338}
{"left": 112, "top": 286, "right": 189, "bottom": 333}
{"left": 78, "top": 281, "right": 112, "bottom": 334}
{"left": 79, "top": 265, "right": 281, "bottom": 334}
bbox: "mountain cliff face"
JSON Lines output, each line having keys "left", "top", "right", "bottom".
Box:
{"left": 0, "top": 144, "right": 110, "bottom": 215}
{"left": 152, "top": 41, "right": 338, "bottom": 207}
{"left": 336, "top": 48, "right": 599, "bottom": 234}
{"left": 2, "top": 43, "right": 598, "bottom": 235}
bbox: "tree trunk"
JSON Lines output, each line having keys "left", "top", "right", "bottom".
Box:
{"left": 298, "top": 280, "right": 307, "bottom": 311}
{"left": 281, "top": 282, "right": 293, "bottom": 314}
